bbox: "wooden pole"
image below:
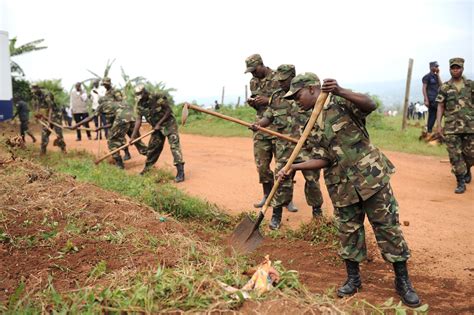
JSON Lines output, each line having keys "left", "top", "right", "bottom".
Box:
{"left": 402, "top": 58, "right": 414, "bottom": 131}
{"left": 245, "top": 85, "right": 248, "bottom": 101}
{"left": 236, "top": 96, "right": 241, "bottom": 107}
{"left": 221, "top": 86, "right": 225, "bottom": 106}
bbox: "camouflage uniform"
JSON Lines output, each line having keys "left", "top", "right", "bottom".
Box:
{"left": 31, "top": 89, "right": 66, "bottom": 153}
{"left": 263, "top": 80, "right": 323, "bottom": 209}
{"left": 435, "top": 59, "right": 474, "bottom": 178}
{"left": 285, "top": 73, "right": 410, "bottom": 264}
{"left": 245, "top": 54, "right": 280, "bottom": 184}
{"left": 98, "top": 87, "right": 147, "bottom": 156}
{"left": 136, "top": 92, "right": 184, "bottom": 167}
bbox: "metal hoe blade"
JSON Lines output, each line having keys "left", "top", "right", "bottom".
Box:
{"left": 229, "top": 215, "right": 264, "bottom": 253}
{"left": 181, "top": 103, "right": 189, "bottom": 126}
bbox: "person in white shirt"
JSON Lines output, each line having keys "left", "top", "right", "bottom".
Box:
{"left": 70, "top": 82, "right": 91, "bottom": 140}
{"left": 90, "top": 80, "right": 107, "bottom": 139}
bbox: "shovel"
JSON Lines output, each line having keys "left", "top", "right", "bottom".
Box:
{"left": 181, "top": 103, "right": 298, "bottom": 144}
{"left": 94, "top": 129, "right": 155, "bottom": 164}
{"left": 229, "top": 92, "right": 330, "bottom": 253}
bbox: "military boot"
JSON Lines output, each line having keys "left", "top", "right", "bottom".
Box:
{"left": 269, "top": 207, "right": 283, "bottom": 230}
{"left": 337, "top": 260, "right": 362, "bottom": 297}
{"left": 312, "top": 206, "right": 323, "bottom": 218}
{"left": 254, "top": 182, "right": 273, "bottom": 208}
{"left": 393, "top": 261, "right": 421, "bottom": 308}
{"left": 286, "top": 200, "right": 298, "bottom": 212}
{"left": 175, "top": 163, "right": 185, "bottom": 182}
{"left": 114, "top": 156, "right": 125, "bottom": 169}
{"left": 465, "top": 168, "right": 472, "bottom": 184}
{"left": 454, "top": 175, "right": 466, "bottom": 194}
{"left": 123, "top": 149, "right": 131, "bottom": 161}
{"left": 140, "top": 163, "right": 154, "bottom": 176}
{"left": 28, "top": 132, "right": 37, "bottom": 143}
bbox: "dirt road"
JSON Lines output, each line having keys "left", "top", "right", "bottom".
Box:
{"left": 41, "top": 130, "right": 473, "bottom": 286}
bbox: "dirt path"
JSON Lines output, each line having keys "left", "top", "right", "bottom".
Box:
{"left": 39, "top": 129, "right": 473, "bottom": 287}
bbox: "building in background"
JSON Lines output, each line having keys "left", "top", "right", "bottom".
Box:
{"left": 0, "top": 30, "right": 13, "bottom": 121}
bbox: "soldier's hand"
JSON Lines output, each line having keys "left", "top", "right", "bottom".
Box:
{"left": 277, "top": 169, "right": 292, "bottom": 181}
{"left": 247, "top": 97, "right": 256, "bottom": 107}
{"left": 249, "top": 123, "right": 259, "bottom": 132}
{"left": 436, "top": 125, "right": 443, "bottom": 135}
{"left": 321, "top": 79, "right": 341, "bottom": 95}
{"left": 254, "top": 95, "right": 269, "bottom": 106}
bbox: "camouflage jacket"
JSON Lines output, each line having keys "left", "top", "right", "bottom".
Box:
{"left": 249, "top": 68, "right": 279, "bottom": 140}
{"left": 435, "top": 77, "right": 474, "bottom": 134}
{"left": 136, "top": 93, "right": 177, "bottom": 136}
{"left": 263, "top": 88, "right": 294, "bottom": 133}
{"left": 97, "top": 88, "right": 124, "bottom": 124}
{"left": 31, "top": 90, "right": 62, "bottom": 122}
{"left": 310, "top": 96, "right": 395, "bottom": 208}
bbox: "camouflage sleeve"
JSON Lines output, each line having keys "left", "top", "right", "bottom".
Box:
{"left": 338, "top": 96, "right": 370, "bottom": 120}
{"left": 311, "top": 144, "right": 331, "bottom": 162}
{"left": 435, "top": 83, "right": 447, "bottom": 104}
{"left": 249, "top": 78, "right": 259, "bottom": 97}
{"left": 262, "top": 106, "right": 274, "bottom": 122}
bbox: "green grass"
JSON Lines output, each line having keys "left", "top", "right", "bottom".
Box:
{"left": 175, "top": 104, "right": 447, "bottom": 157}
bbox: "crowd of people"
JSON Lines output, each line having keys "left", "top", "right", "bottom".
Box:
{"left": 10, "top": 54, "right": 472, "bottom": 309}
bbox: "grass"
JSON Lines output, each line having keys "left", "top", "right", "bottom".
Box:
{"left": 175, "top": 104, "right": 448, "bottom": 157}
{"left": 0, "top": 142, "right": 429, "bottom": 314}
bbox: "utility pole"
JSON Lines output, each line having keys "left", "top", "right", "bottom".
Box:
{"left": 221, "top": 86, "right": 225, "bottom": 107}
{"left": 402, "top": 58, "right": 414, "bottom": 131}
{"left": 236, "top": 96, "right": 241, "bottom": 107}
{"left": 244, "top": 85, "right": 248, "bottom": 101}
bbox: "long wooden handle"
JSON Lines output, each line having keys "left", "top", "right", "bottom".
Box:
{"left": 260, "top": 92, "right": 330, "bottom": 216}
{"left": 37, "top": 119, "right": 55, "bottom": 133}
{"left": 43, "top": 116, "right": 97, "bottom": 132}
{"left": 94, "top": 129, "right": 154, "bottom": 164}
{"left": 186, "top": 104, "right": 298, "bottom": 144}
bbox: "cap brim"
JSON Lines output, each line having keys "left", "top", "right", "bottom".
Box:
{"left": 450, "top": 63, "right": 463, "bottom": 67}
{"left": 244, "top": 67, "right": 256, "bottom": 74}
{"left": 283, "top": 88, "right": 300, "bottom": 99}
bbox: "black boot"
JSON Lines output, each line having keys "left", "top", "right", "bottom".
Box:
{"left": 312, "top": 206, "right": 322, "bottom": 218}
{"left": 28, "top": 132, "right": 37, "bottom": 143}
{"left": 286, "top": 200, "right": 298, "bottom": 212}
{"left": 254, "top": 182, "right": 273, "bottom": 208}
{"left": 123, "top": 149, "right": 131, "bottom": 161}
{"left": 465, "top": 168, "right": 472, "bottom": 184}
{"left": 140, "top": 163, "right": 153, "bottom": 176}
{"left": 337, "top": 260, "right": 362, "bottom": 297}
{"left": 114, "top": 156, "right": 125, "bottom": 169}
{"left": 40, "top": 146, "right": 46, "bottom": 155}
{"left": 269, "top": 207, "right": 282, "bottom": 230}
{"left": 393, "top": 261, "right": 421, "bottom": 307}
{"left": 455, "top": 175, "right": 466, "bottom": 194}
{"left": 175, "top": 163, "right": 185, "bottom": 182}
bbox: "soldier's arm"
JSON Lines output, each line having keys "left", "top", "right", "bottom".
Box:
{"left": 277, "top": 159, "right": 329, "bottom": 181}
{"left": 436, "top": 102, "right": 445, "bottom": 134}
{"left": 154, "top": 103, "right": 172, "bottom": 130}
{"left": 131, "top": 118, "right": 142, "bottom": 140}
{"left": 322, "top": 79, "right": 376, "bottom": 113}
{"left": 422, "top": 83, "right": 429, "bottom": 105}
{"left": 70, "top": 112, "right": 96, "bottom": 129}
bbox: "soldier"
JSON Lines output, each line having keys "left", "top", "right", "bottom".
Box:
{"left": 70, "top": 78, "right": 147, "bottom": 168}
{"left": 131, "top": 85, "right": 185, "bottom": 182}
{"left": 31, "top": 84, "right": 66, "bottom": 155}
{"left": 279, "top": 73, "right": 420, "bottom": 307}
{"left": 435, "top": 58, "right": 473, "bottom": 194}
{"left": 245, "top": 54, "right": 280, "bottom": 208}
{"left": 12, "top": 96, "right": 36, "bottom": 143}
{"left": 251, "top": 64, "right": 323, "bottom": 229}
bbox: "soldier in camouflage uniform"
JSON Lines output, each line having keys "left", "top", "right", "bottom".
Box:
{"left": 251, "top": 64, "right": 323, "bottom": 229}
{"left": 12, "top": 96, "right": 36, "bottom": 143}
{"left": 245, "top": 54, "right": 280, "bottom": 208}
{"left": 435, "top": 57, "right": 473, "bottom": 194}
{"left": 279, "top": 73, "right": 420, "bottom": 307}
{"left": 31, "top": 84, "right": 66, "bottom": 154}
{"left": 71, "top": 78, "right": 147, "bottom": 169}
{"left": 131, "top": 85, "right": 185, "bottom": 182}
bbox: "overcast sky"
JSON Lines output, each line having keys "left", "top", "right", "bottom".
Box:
{"left": 1, "top": 0, "right": 472, "bottom": 105}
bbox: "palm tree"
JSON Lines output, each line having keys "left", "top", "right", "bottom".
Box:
{"left": 9, "top": 37, "right": 47, "bottom": 76}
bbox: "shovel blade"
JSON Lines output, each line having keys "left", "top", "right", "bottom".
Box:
{"left": 181, "top": 103, "right": 189, "bottom": 126}
{"left": 228, "top": 215, "right": 264, "bottom": 253}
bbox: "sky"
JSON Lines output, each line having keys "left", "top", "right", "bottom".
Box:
{"left": 1, "top": 0, "right": 473, "bottom": 106}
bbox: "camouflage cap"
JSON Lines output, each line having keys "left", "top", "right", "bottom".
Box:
{"left": 283, "top": 72, "right": 321, "bottom": 99}
{"left": 102, "top": 77, "right": 112, "bottom": 85}
{"left": 275, "top": 64, "right": 295, "bottom": 81}
{"left": 449, "top": 57, "right": 464, "bottom": 67}
{"left": 244, "top": 54, "right": 263, "bottom": 73}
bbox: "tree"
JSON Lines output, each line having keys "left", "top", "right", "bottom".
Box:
{"left": 9, "top": 37, "right": 47, "bottom": 77}
{"left": 35, "top": 79, "right": 69, "bottom": 108}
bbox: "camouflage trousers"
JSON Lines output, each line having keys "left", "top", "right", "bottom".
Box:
{"left": 108, "top": 122, "right": 147, "bottom": 158}
{"left": 126, "top": 123, "right": 147, "bottom": 155}
{"left": 41, "top": 124, "right": 66, "bottom": 151}
{"left": 145, "top": 128, "right": 184, "bottom": 167}
{"left": 334, "top": 183, "right": 410, "bottom": 263}
{"left": 272, "top": 140, "right": 323, "bottom": 208}
{"left": 253, "top": 135, "right": 276, "bottom": 184}
{"left": 444, "top": 133, "right": 474, "bottom": 176}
